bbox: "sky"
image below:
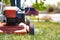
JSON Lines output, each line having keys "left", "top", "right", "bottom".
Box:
{"left": 21, "top": 0, "right": 60, "bottom": 7}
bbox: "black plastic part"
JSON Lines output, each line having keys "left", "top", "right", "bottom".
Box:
{"left": 6, "top": 18, "right": 17, "bottom": 25}
{"left": 29, "top": 24, "right": 34, "bottom": 35}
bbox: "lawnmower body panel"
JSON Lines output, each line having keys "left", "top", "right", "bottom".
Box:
{"left": 4, "top": 6, "right": 25, "bottom": 25}
{"left": 0, "top": 22, "right": 28, "bottom": 34}
{"left": 4, "top": 7, "right": 17, "bottom": 18}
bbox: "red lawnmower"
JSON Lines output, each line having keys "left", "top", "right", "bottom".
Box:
{"left": 0, "top": 0, "right": 34, "bottom": 35}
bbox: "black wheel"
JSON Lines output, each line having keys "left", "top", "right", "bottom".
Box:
{"left": 29, "top": 24, "right": 34, "bottom": 35}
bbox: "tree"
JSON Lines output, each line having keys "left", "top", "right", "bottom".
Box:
{"left": 32, "top": 0, "right": 46, "bottom": 22}
{"left": 57, "top": 2, "right": 60, "bottom": 6}
{"left": 32, "top": 0, "right": 46, "bottom": 11}
{"left": 3, "top": 0, "right": 10, "bottom": 6}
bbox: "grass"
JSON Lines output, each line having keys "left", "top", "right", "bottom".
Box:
{"left": 0, "top": 34, "right": 34, "bottom": 40}
{"left": 0, "top": 21, "right": 60, "bottom": 40}
{"left": 33, "top": 22, "right": 60, "bottom": 40}
{"left": 25, "top": 16, "right": 39, "bottom": 20}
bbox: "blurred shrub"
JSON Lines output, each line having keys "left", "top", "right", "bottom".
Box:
{"left": 48, "top": 7, "right": 54, "bottom": 13}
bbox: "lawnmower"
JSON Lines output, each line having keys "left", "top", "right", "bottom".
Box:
{"left": 0, "top": 0, "right": 34, "bottom": 35}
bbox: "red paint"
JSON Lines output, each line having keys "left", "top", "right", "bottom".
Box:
{"left": 0, "top": 25, "right": 25, "bottom": 34}
{"left": 5, "top": 10, "right": 16, "bottom": 18}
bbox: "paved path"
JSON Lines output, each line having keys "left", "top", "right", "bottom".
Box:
{"left": 35, "top": 14, "right": 60, "bottom": 22}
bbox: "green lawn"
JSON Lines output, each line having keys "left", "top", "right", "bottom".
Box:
{"left": 33, "top": 22, "right": 60, "bottom": 40}
{"left": 0, "top": 22, "right": 60, "bottom": 40}
{"left": 25, "top": 16, "right": 38, "bottom": 20}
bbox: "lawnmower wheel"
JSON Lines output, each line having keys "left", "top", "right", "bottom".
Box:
{"left": 29, "top": 24, "right": 34, "bottom": 35}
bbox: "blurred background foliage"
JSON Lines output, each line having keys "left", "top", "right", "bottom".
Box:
{"left": 3, "top": 0, "right": 10, "bottom": 6}
{"left": 32, "top": 0, "right": 46, "bottom": 11}
{"left": 2, "top": 0, "right": 60, "bottom": 12}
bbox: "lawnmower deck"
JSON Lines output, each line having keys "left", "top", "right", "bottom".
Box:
{"left": 0, "top": 24, "right": 27, "bottom": 34}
